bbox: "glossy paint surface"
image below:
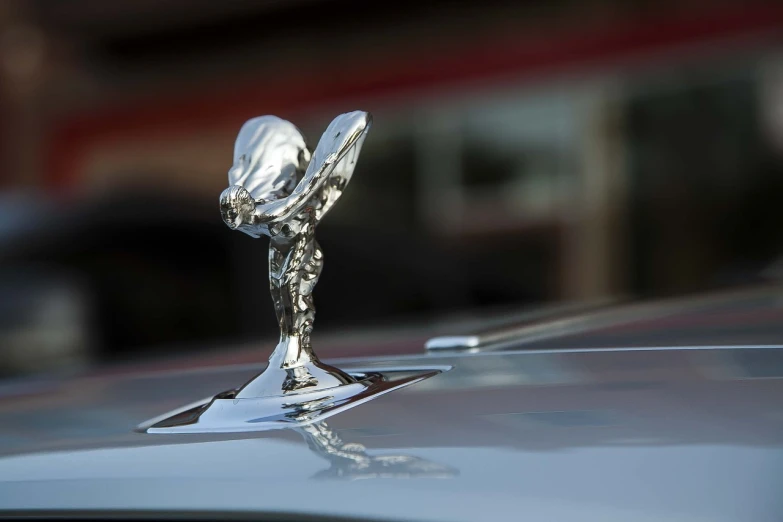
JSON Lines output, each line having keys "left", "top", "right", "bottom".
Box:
{"left": 1, "top": 343, "right": 782, "bottom": 521}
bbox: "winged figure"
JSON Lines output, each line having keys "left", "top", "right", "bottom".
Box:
{"left": 219, "top": 111, "right": 372, "bottom": 377}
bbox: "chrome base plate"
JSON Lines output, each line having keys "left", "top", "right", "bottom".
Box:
{"left": 137, "top": 366, "right": 445, "bottom": 434}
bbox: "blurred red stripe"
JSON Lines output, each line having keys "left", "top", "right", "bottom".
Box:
{"left": 45, "top": 3, "right": 783, "bottom": 191}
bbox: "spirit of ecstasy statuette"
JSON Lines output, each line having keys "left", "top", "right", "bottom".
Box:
{"left": 219, "top": 111, "right": 371, "bottom": 395}
{"left": 137, "top": 111, "right": 447, "bottom": 433}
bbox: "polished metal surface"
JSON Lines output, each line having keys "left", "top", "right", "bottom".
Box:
{"left": 138, "top": 367, "right": 445, "bottom": 433}
{"left": 137, "top": 111, "right": 446, "bottom": 433}
{"left": 298, "top": 421, "right": 457, "bottom": 480}
{"left": 2, "top": 345, "right": 783, "bottom": 521}
{"left": 425, "top": 284, "right": 783, "bottom": 353}
{"left": 425, "top": 335, "right": 481, "bottom": 351}
{"left": 219, "top": 111, "right": 371, "bottom": 384}
{"left": 423, "top": 299, "right": 625, "bottom": 352}
{"left": 424, "top": 305, "right": 658, "bottom": 352}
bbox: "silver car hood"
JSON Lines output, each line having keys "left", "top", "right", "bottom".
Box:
{"left": 0, "top": 346, "right": 782, "bottom": 521}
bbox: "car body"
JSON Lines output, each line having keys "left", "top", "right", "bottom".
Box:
{"left": 0, "top": 284, "right": 782, "bottom": 521}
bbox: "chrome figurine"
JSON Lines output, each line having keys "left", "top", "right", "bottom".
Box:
{"left": 219, "top": 111, "right": 371, "bottom": 393}
{"left": 138, "top": 110, "right": 444, "bottom": 434}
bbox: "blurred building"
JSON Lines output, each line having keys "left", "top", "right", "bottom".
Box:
{"left": 0, "top": 0, "right": 782, "bottom": 362}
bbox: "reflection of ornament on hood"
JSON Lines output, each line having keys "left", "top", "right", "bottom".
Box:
{"left": 137, "top": 112, "right": 447, "bottom": 434}
{"left": 298, "top": 421, "right": 458, "bottom": 481}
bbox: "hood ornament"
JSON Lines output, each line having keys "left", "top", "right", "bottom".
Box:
{"left": 138, "top": 111, "right": 446, "bottom": 433}
{"left": 219, "top": 110, "right": 371, "bottom": 396}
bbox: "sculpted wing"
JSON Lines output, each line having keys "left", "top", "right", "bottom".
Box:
{"left": 236, "top": 111, "right": 372, "bottom": 224}
{"left": 302, "top": 111, "right": 372, "bottom": 219}
{"left": 229, "top": 116, "right": 310, "bottom": 200}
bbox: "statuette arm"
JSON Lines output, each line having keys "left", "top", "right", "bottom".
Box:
{"left": 249, "top": 153, "right": 339, "bottom": 224}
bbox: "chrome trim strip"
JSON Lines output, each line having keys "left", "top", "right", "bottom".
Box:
{"left": 424, "top": 335, "right": 481, "bottom": 351}
{"left": 425, "top": 285, "right": 783, "bottom": 353}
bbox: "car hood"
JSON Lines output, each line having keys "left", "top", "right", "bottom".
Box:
{"left": 0, "top": 341, "right": 782, "bottom": 521}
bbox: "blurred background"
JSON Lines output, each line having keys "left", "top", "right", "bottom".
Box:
{"left": 1, "top": 0, "right": 783, "bottom": 375}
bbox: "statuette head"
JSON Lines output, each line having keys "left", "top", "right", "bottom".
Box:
{"left": 219, "top": 185, "right": 255, "bottom": 231}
